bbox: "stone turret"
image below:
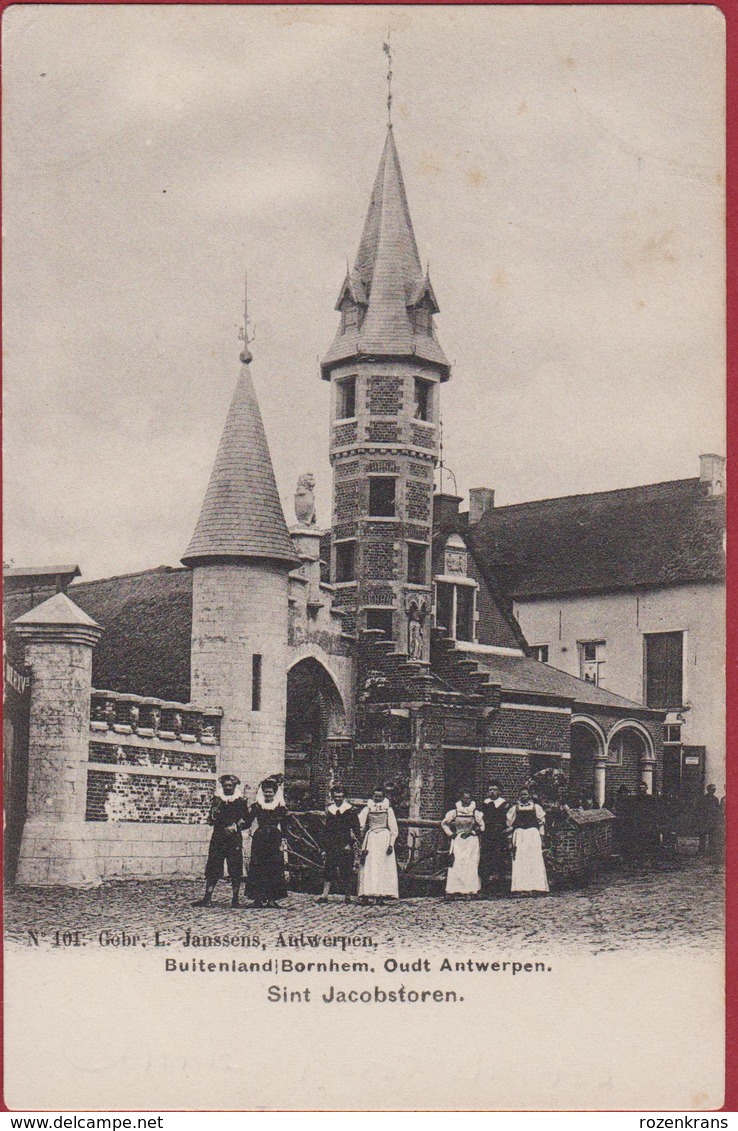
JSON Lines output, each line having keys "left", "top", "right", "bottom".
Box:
{"left": 321, "top": 125, "right": 450, "bottom": 660}
{"left": 182, "top": 351, "right": 297, "bottom": 794}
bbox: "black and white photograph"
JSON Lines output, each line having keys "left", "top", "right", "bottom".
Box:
{"left": 2, "top": 4, "right": 726, "bottom": 1111}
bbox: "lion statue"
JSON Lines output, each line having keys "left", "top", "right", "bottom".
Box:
{"left": 294, "top": 472, "right": 317, "bottom": 526}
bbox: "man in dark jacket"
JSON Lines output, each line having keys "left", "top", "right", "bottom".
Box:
{"left": 192, "top": 774, "right": 250, "bottom": 908}
{"left": 319, "top": 785, "right": 361, "bottom": 902}
{"left": 478, "top": 781, "right": 509, "bottom": 894}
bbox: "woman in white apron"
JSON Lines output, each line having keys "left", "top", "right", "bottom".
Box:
{"left": 358, "top": 788, "right": 399, "bottom": 904}
{"left": 506, "top": 788, "right": 549, "bottom": 894}
{"left": 441, "top": 789, "right": 485, "bottom": 897}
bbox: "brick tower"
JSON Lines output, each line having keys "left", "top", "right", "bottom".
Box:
{"left": 182, "top": 339, "right": 297, "bottom": 793}
{"left": 321, "top": 126, "right": 450, "bottom": 660}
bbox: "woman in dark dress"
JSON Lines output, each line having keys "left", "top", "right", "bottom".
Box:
{"left": 244, "top": 779, "right": 288, "bottom": 908}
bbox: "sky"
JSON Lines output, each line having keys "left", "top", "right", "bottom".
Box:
{"left": 2, "top": 4, "right": 726, "bottom": 580}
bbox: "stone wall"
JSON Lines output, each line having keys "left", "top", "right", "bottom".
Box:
{"left": 82, "top": 691, "right": 222, "bottom": 879}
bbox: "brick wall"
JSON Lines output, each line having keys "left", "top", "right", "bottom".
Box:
{"left": 333, "top": 521, "right": 358, "bottom": 540}
{"left": 411, "top": 423, "right": 435, "bottom": 450}
{"left": 407, "top": 481, "right": 432, "bottom": 522}
{"left": 367, "top": 421, "right": 399, "bottom": 444}
{"left": 407, "top": 459, "right": 434, "bottom": 480}
{"left": 333, "top": 421, "right": 358, "bottom": 446}
{"left": 479, "top": 751, "right": 532, "bottom": 799}
{"left": 335, "top": 480, "right": 360, "bottom": 520}
{"left": 366, "top": 460, "right": 399, "bottom": 474}
{"left": 485, "top": 708, "right": 570, "bottom": 753}
{"left": 368, "top": 376, "right": 403, "bottom": 415}
{"left": 364, "top": 541, "right": 397, "bottom": 580}
{"left": 86, "top": 769, "right": 212, "bottom": 823}
{"left": 334, "top": 460, "right": 360, "bottom": 479}
{"left": 366, "top": 585, "right": 395, "bottom": 605}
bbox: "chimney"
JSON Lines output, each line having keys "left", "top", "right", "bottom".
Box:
{"left": 433, "top": 493, "right": 463, "bottom": 528}
{"left": 469, "top": 488, "right": 495, "bottom": 524}
{"left": 699, "top": 454, "right": 726, "bottom": 497}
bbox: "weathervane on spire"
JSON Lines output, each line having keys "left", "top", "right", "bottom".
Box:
{"left": 383, "top": 32, "right": 393, "bottom": 127}
{"left": 239, "top": 270, "right": 255, "bottom": 364}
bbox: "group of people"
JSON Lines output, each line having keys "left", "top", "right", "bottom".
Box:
{"left": 192, "top": 775, "right": 288, "bottom": 909}
{"left": 441, "top": 784, "right": 549, "bottom": 898}
{"left": 192, "top": 775, "right": 551, "bottom": 909}
{"left": 613, "top": 781, "right": 726, "bottom": 864}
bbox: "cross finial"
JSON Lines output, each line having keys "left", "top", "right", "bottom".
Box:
{"left": 239, "top": 270, "right": 254, "bottom": 363}
{"left": 383, "top": 32, "right": 393, "bottom": 127}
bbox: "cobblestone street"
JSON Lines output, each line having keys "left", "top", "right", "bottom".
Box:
{"left": 5, "top": 850, "right": 723, "bottom": 954}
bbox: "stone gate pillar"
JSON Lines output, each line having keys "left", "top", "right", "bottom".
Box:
{"left": 13, "top": 593, "right": 103, "bottom": 887}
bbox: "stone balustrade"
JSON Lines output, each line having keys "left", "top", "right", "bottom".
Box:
{"left": 90, "top": 690, "right": 222, "bottom": 746}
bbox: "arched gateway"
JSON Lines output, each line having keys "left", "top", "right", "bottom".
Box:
{"left": 285, "top": 656, "right": 347, "bottom": 808}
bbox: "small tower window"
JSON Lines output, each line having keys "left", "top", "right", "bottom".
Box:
{"left": 335, "top": 540, "right": 356, "bottom": 583}
{"left": 414, "top": 379, "right": 432, "bottom": 422}
{"left": 369, "top": 477, "right": 396, "bottom": 517}
{"left": 337, "top": 377, "right": 356, "bottom": 420}
{"left": 366, "top": 608, "right": 393, "bottom": 639}
{"left": 407, "top": 542, "right": 427, "bottom": 585}
{"left": 251, "top": 654, "right": 262, "bottom": 712}
{"left": 342, "top": 304, "right": 358, "bottom": 333}
{"left": 412, "top": 304, "right": 431, "bottom": 334}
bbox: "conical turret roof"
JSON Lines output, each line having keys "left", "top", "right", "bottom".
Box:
{"left": 322, "top": 126, "right": 450, "bottom": 379}
{"left": 182, "top": 363, "right": 296, "bottom": 568}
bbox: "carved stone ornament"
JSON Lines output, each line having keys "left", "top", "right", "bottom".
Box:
{"left": 294, "top": 472, "right": 317, "bottom": 526}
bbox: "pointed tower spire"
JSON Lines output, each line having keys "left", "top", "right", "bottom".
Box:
{"left": 321, "top": 126, "right": 450, "bottom": 379}
{"left": 182, "top": 359, "right": 295, "bottom": 567}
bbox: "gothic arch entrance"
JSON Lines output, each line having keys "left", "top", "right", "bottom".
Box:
{"left": 285, "top": 657, "right": 346, "bottom": 808}
{"left": 569, "top": 721, "right": 605, "bottom": 806}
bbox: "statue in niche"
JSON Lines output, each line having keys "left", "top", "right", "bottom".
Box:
{"left": 294, "top": 473, "right": 317, "bottom": 526}
{"left": 406, "top": 598, "right": 428, "bottom": 661}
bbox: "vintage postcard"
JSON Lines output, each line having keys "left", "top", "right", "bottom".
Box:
{"left": 2, "top": 3, "right": 727, "bottom": 1112}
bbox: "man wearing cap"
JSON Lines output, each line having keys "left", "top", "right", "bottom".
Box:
{"left": 192, "top": 774, "right": 250, "bottom": 908}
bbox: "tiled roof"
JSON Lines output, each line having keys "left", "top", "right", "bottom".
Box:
{"left": 467, "top": 650, "right": 655, "bottom": 713}
{"left": 468, "top": 478, "right": 725, "bottom": 600}
{"left": 182, "top": 363, "right": 297, "bottom": 567}
{"left": 322, "top": 127, "right": 450, "bottom": 378}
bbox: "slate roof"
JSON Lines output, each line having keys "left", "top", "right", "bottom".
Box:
{"left": 466, "top": 650, "right": 654, "bottom": 713}
{"left": 468, "top": 478, "right": 725, "bottom": 600}
{"left": 182, "top": 363, "right": 297, "bottom": 567}
{"left": 321, "top": 127, "right": 450, "bottom": 379}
